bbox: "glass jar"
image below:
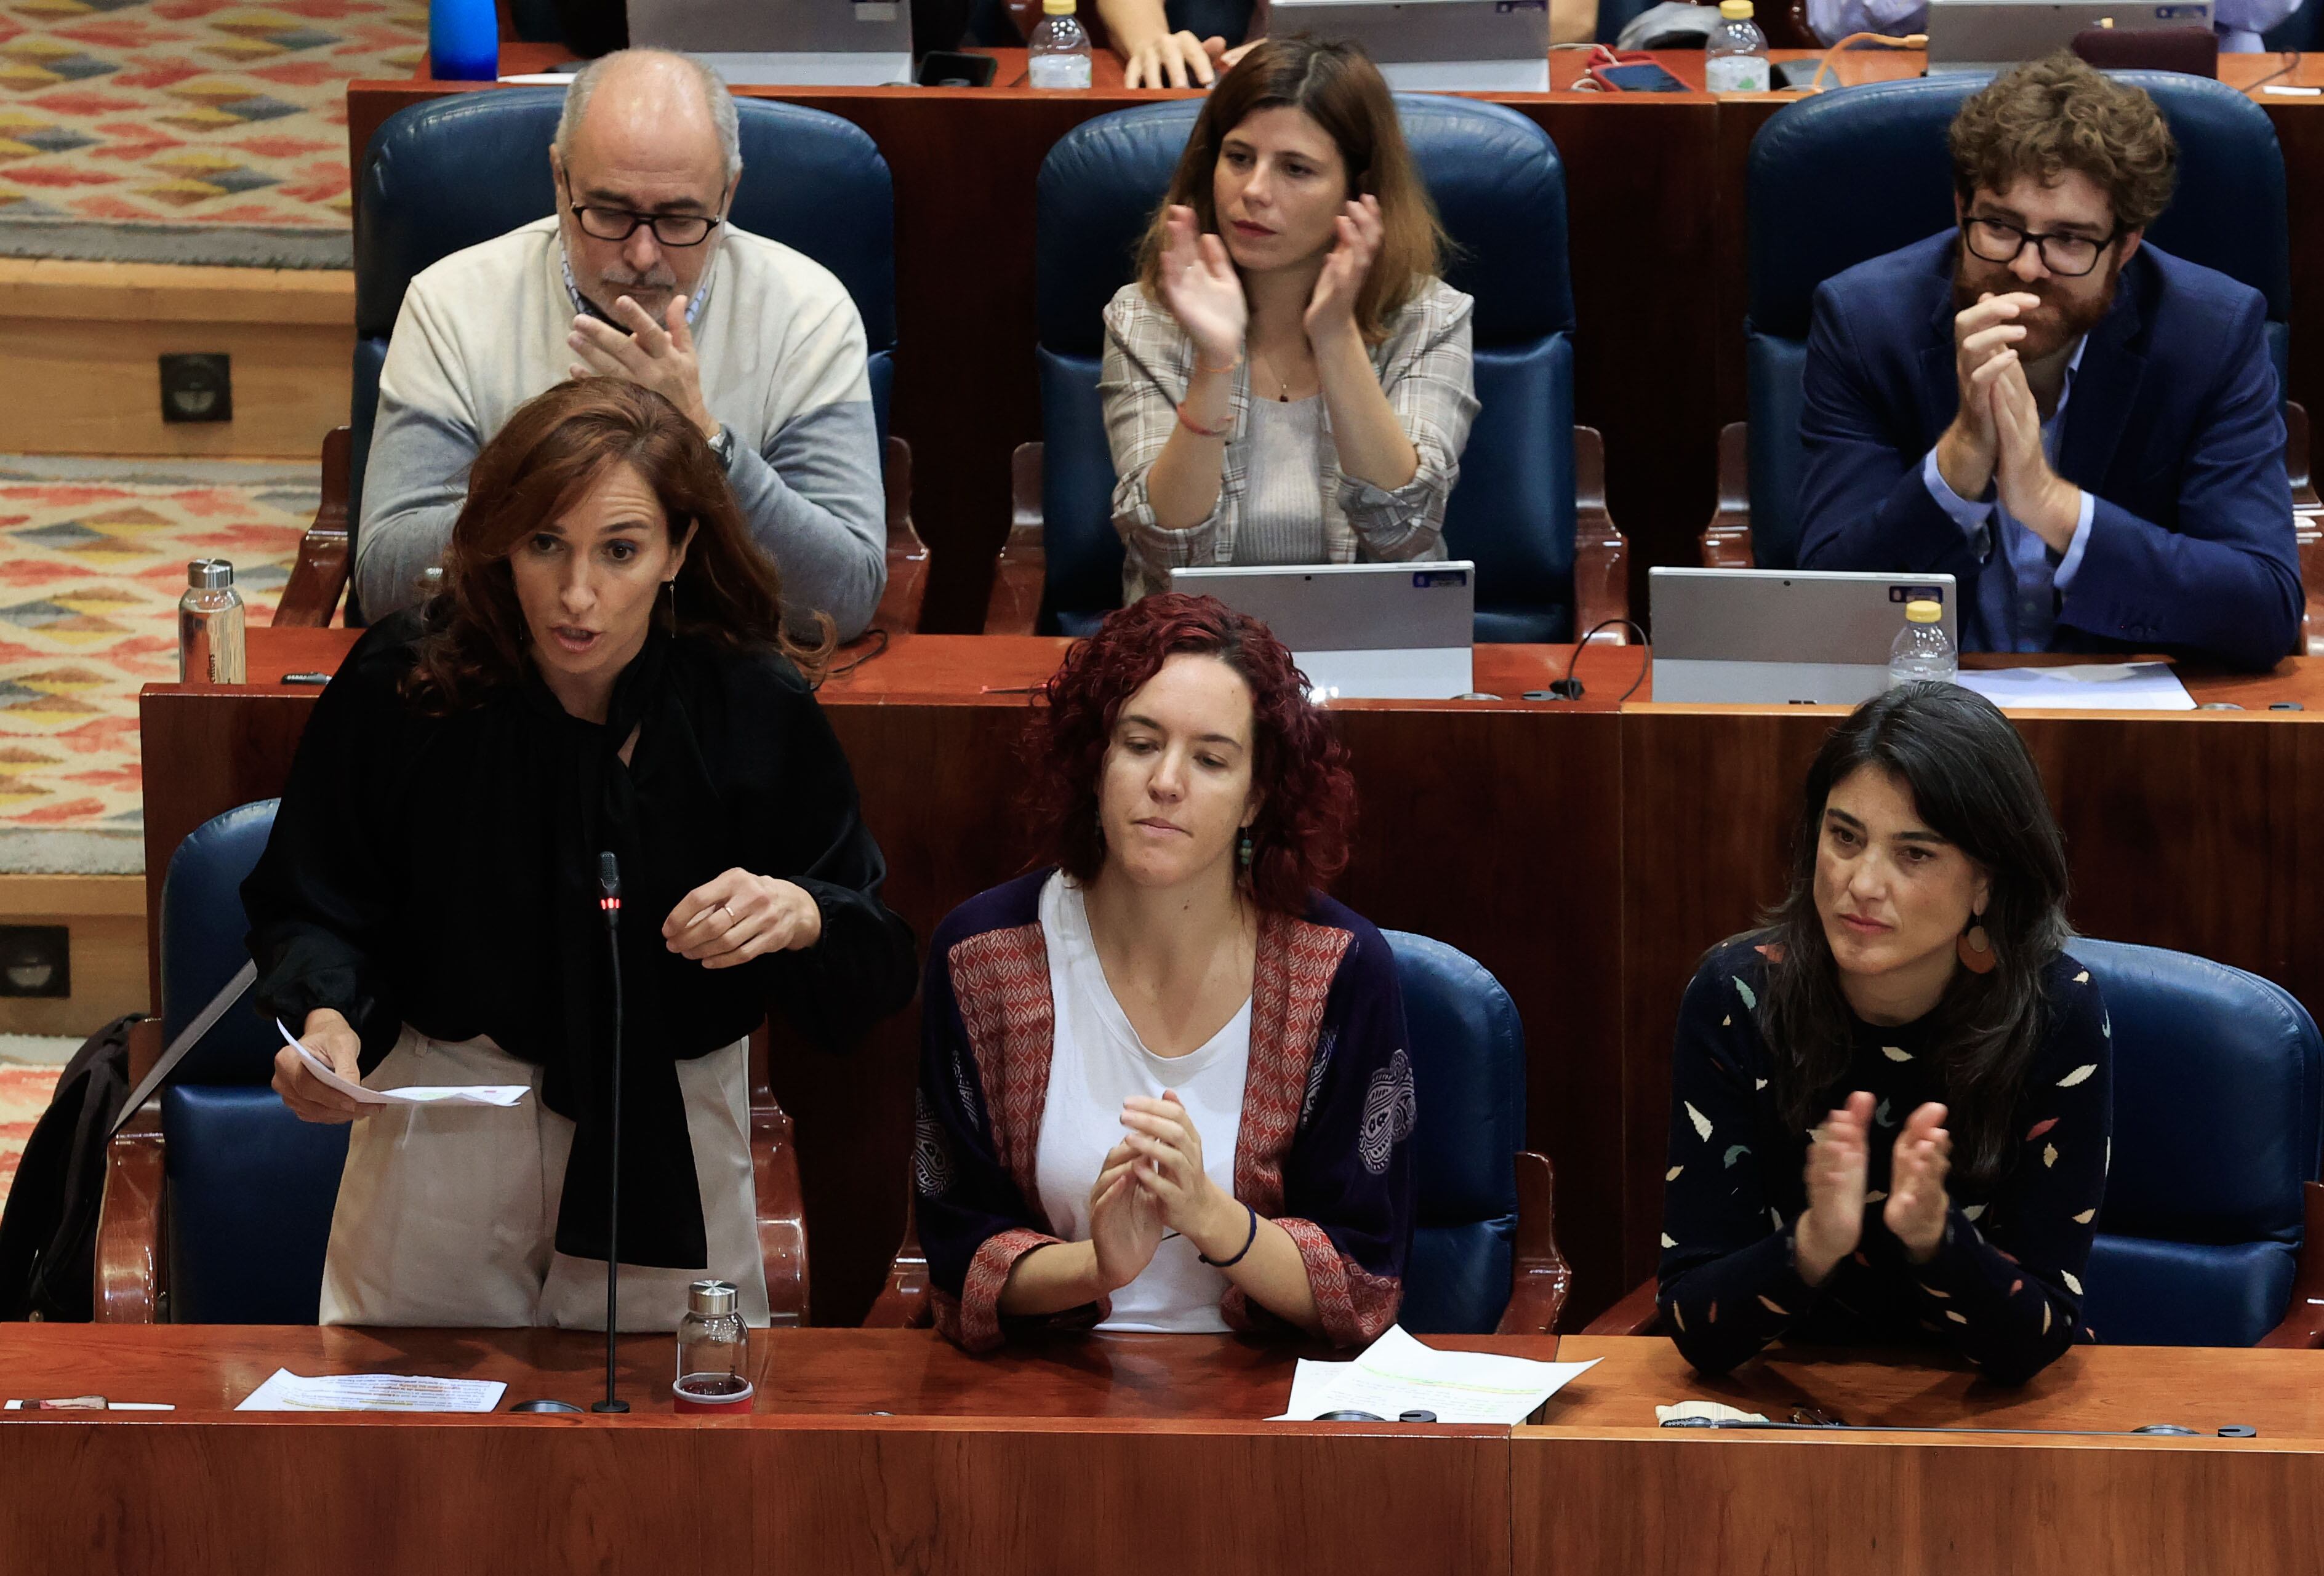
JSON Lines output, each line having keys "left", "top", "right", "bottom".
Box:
{"left": 673, "top": 1279, "right": 754, "bottom": 1413}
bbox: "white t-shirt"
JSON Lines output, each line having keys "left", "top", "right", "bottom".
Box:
{"left": 1032, "top": 873, "right": 1252, "bottom": 1333}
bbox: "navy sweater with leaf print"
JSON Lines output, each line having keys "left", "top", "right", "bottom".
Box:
{"left": 1657, "top": 936, "right": 2112, "bottom": 1385}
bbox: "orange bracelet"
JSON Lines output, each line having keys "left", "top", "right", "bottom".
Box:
{"left": 1177, "top": 402, "right": 1230, "bottom": 439}
{"left": 1193, "top": 353, "right": 1241, "bottom": 375}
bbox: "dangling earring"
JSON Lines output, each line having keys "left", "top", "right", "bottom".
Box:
{"left": 1236, "top": 827, "right": 1254, "bottom": 870}
{"left": 1957, "top": 911, "right": 1997, "bottom": 975}
{"left": 662, "top": 578, "right": 676, "bottom": 627}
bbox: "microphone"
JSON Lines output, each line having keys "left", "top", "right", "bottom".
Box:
{"left": 592, "top": 850, "right": 630, "bottom": 1414}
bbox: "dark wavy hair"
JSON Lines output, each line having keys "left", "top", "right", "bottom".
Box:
{"left": 1755, "top": 683, "right": 2070, "bottom": 1192}
{"left": 403, "top": 378, "right": 831, "bottom": 715}
{"left": 1020, "top": 593, "right": 1356, "bottom": 914}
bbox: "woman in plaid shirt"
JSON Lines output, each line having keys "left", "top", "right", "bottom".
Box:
{"left": 1099, "top": 38, "right": 1480, "bottom": 606}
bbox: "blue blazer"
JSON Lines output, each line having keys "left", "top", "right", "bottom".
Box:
{"left": 1797, "top": 233, "right": 2300, "bottom": 672}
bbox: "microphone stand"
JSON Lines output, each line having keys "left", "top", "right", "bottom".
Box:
{"left": 591, "top": 850, "right": 630, "bottom": 1414}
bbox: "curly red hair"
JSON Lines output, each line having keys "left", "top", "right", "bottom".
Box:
{"left": 1021, "top": 594, "right": 1356, "bottom": 914}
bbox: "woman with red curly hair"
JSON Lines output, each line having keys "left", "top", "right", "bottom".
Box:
{"left": 914, "top": 593, "right": 1416, "bottom": 1351}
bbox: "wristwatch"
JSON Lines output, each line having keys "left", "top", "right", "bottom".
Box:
{"left": 707, "top": 423, "right": 736, "bottom": 468}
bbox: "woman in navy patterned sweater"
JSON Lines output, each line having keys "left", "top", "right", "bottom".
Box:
{"left": 1659, "top": 683, "right": 2112, "bottom": 1385}
{"left": 914, "top": 594, "right": 1417, "bottom": 1353}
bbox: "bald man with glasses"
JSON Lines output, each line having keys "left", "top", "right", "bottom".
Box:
{"left": 355, "top": 49, "right": 886, "bottom": 639}
{"left": 1797, "top": 55, "right": 2299, "bottom": 671}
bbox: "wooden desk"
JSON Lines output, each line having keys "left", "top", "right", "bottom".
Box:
{"left": 9, "top": 1324, "right": 2324, "bottom": 1572}
{"left": 343, "top": 52, "right": 2322, "bottom": 634}
{"left": 1523, "top": 1336, "right": 2324, "bottom": 1574}
{"left": 0, "top": 1324, "right": 1518, "bottom": 1572}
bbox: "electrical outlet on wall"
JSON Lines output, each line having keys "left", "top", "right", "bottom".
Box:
{"left": 0, "top": 925, "right": 69, "bottom": 998}
{"left": 160, "top": 353, "right": 233, "bottom": 423}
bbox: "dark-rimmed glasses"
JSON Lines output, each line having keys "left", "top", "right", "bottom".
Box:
{"left": 1960, "top": 214, "right": 2120, "bottom": 278}
{"left": 561, "top": 172, "right": 730, "bottom": 248}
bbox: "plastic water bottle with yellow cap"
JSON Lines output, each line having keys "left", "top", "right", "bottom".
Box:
{"left": 1704, "top": 0, "right": 1769, "bottom": 93}
{"left": 1888, "top": 599, "right": 1957, "bottom": 687}
{"left": 1028, "top": 0, "right": 1094, "bottom": 89}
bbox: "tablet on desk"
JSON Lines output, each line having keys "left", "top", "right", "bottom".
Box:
{"left": 1171, "top": 561, "right": 1477, "bottom": 701}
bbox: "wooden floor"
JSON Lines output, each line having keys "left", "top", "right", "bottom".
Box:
{"left": 0, "top": 260, "right": 350, "bottom": 460}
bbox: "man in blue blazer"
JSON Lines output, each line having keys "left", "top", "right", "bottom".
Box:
{"left": 1798, "top": 55, "right": 2299, "bottom": 672}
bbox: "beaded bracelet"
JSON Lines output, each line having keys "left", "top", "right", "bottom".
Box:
{"left": 1199, "top": 1202, "right": 1260, "bottom": 1268}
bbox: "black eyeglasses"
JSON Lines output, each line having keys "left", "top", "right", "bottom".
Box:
{"left": 561, "top": 172, "right": 729, "bottom": 248}
{"left": 1960, "top": 214, "right": 2120, "bottom": 278}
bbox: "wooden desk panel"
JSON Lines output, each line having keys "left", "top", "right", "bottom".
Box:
{"left": 1520, "top": 1337, "right": 2324, "bottom": 1575}
{"left": 0, "top": 1326, "right": 1515, "bottom": 1575}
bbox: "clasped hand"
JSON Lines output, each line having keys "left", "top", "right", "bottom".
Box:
{"left": 1794, "top": 1090, "right": 1953, "bottom": 1285}
{"left": 567, "top": 293, "right": 719, "bottom": 439}
{"left": 1088, "top": 1091, "right": 1246, "bottom": 1293}
{"left": 1936, "top": 291, "right": 2081, "bottom": 550}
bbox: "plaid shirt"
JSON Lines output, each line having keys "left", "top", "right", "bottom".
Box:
{"left": 1099, "top": 278, "right": 1480, "bottom": 603}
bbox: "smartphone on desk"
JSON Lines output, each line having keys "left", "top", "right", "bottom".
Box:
{"left": 916, "top": 50, "right": 998, "bottom": 86}
{"left": 1592, "top": 62, "right": 1691, "bottom": 92}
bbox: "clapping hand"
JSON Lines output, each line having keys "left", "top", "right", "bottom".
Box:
{"left": 1795, "top": 1090, "right": 1873, "bottom": 1285}
{"left": 1156, "top": 204, "right": 1248, "bottom": 367}
{"left": 1987, "top": 356, "right": 2082, "bottom": 551}
{"left": 1120, "top": 1092, "right": 1249, "bottom": 1262}
{"left": 1935, "top": 290, "right": 2037, "bottom": 501}
{"left": 567, "top": 292, "right": 718, "bottom": 439}
{"left": 1884, "top": 1102, "right": 1953, "bottom": 1263}
{"left": 1301, "top": 195, "right": 1384, "bottom": 346}
{"left": 1090, "top": 1138, "right": 1166, "bottom": 1292}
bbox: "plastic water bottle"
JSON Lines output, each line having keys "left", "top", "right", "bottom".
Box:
{"left": 427, "top": 0, "right": 499, "bottom": 82}
{"left": 1027, "top": 0, "right": 1093, "bottom": 89}
{"left": 1888, "top": 599, "right": 1957, "bottom": 688}
{"left": 178, "top": 559, "right": 245, "bottom": 684}
{"left": 1704, "top": 0, "right": 1770, "bottom": 94}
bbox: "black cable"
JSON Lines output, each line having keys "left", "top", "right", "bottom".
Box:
{"left": 1526, "top": 618, "right": 1649, "bottom": 703}
{"left": 815, "top": 627, "right": 891, "bottom": 689}
{"left": 2244, "top": 50, "right": 2301, "bottom": 96}
{"left": 594, "top": 852, "right": 628, "bottom": 1414}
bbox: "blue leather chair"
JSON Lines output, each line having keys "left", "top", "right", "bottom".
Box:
{"left": 97, "top": 801, "right": 350, "bottom": 1322}
{"left": 2070, "top": 940, "right": 2324, "bottom": 1348}
{"left": 1705, "top": 72, "right": 2296, "bottom": 577}
{"left": 866, "top": 927, "right": 1570, "bottom": 1334}
{"left": 1589, "top": 938, "right": 2324, "bottom": 1349}
{"left": 277, "top": 88, "right": 924, "bottom": 630}
{"left": 1384, "top": 930, "right": 1568, "bottom": 1335}
{"left": 987, "top": 95, "right": 1627, "bottom": 644}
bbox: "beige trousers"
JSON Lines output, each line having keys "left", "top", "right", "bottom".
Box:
{"left": 318, "top": 1026, "right": 771, "bottom": 1330}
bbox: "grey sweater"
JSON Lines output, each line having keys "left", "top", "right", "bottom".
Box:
{"left": 355, "top": 217, "right": 886, "bottom": 639}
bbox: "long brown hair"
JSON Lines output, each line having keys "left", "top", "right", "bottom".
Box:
{"left": 1134, "top": 36, "right": 1446, "bottom": 345}
{"left": 1755, "top": 684, "right": 2070, "bottom": 1193}
{"left": 403, "top": 378, "right": 830, "bottom": 714}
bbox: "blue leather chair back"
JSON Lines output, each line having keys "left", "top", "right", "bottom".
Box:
{"left": 351, "top": 89, "right": 898, "bottom": 617}
{"left": 1035, "top": 97, "right": 1577, "bottom": 641}
{"left": 1743, "top": 73, "right": 2290, "bottom": 569}
{"left": 1382, "top": 930, "right": 1525, "bottom": 1335}
{"left": 158, "top": 801, "right": 347, "bottom": 1322}
{"left": 2072, "top": 940, "right": 2322, "bottom": 1347}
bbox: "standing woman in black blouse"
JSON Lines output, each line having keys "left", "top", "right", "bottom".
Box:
{"left": 1659, "top": 682, "right": 2110, "bottom": 1384}
{"left": 245, "top": 378, "right": 917, "bottom": 1329}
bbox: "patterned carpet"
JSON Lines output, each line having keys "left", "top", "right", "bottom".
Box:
{"left": 0, "top": 0, "right": 426, "bottom": 266}
{"left": 0, "top": 454, "right": 316, "bottom": 873}
{"left": 0, "top": 1056, "right": 70, "bottom": 1215}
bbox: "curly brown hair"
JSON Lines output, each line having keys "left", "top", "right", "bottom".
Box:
{"left": 403, "top": 378, "right": 831, "bottom": 714}
{"left": 1019, "top": 593, "right": 1357, "bottom": 915}
{"left": 1950, "top": 52, "right": 2178, "bottom": 234}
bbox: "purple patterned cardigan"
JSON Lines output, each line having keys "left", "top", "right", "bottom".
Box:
{"left": 915, "top": 871, "right": 1418, "bottom": 1353}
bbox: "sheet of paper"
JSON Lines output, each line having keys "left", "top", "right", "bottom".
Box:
{"left": 499, "top": 71, "right": 577, "bottom": 82}
{"left": 236, "top": 1369, "right": 507, "bottom": 1413}
{"left": 1955, "top": 662, "right": 2196, "bottom": 713}
{"left": 1272, "top": 1326, "right": 1599, "bottom": 1425}
{"left": 279, "top": 1020, "right": 529, "bottom": 1108}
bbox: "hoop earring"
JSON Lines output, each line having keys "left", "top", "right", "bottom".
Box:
{"left": 1236, "top": 827, "right": 1254, "bottom": 870}
{"left": 1957, "top": 914, "right": 1997, "bottom": 975}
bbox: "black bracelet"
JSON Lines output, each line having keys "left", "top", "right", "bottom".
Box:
{"left": 1199, "top": 1203, "right": 1260, "bottom": 1268}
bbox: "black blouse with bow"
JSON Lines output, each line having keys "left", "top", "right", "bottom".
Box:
{"left": 242, "top": 612, "right": 918, "bottom": 1268}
